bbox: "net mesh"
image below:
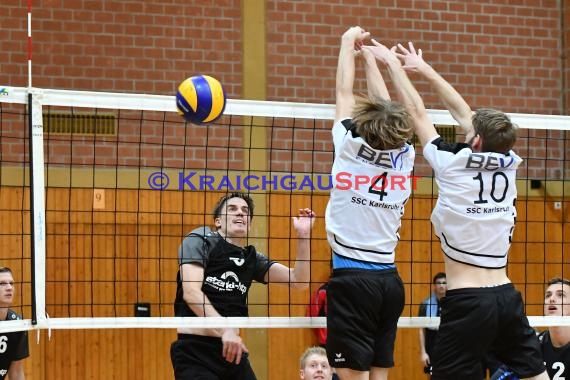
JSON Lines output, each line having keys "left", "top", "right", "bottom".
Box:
{"left": 0, "top": 86, "right": 569, "bottom": 333}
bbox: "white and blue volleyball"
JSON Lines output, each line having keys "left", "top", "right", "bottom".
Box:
{"left": 176, "top": 75, "right": 226, "bottom": 124}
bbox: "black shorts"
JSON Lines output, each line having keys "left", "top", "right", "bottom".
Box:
{"left": 170, "top": 334, "right": 257, "bottom": 380}
{"left": 431, "top": 284, "right": 545, "bottom": 380}
{"left": 326, "top": 268, "right": 405, "bottom": 371}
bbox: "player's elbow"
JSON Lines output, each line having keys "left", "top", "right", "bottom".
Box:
{"left": 183, "top": 289, "right": 203, "bottom": 307}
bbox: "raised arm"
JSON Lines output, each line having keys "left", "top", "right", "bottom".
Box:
{"left": 265, "top": 208, "right": 316, "bottom": 289}
{"left": 395, "top": 42, "right": 474, "bottom": 136}
{"left": 361, "top": 47, "right": 390, "bottom": 101}
{"left": 335, "top": 26, "right": 370, "bottom": 122}
{"left": 362, "top": 40, "right": 437, "bottom": 146}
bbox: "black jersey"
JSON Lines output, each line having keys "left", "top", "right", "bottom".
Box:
{"left": 174, "top": 226, "right": 275, "bottom": 317}
{"left": 539, "top": 330, "right": 570, "bottom": 379}
{"left": 0, "top": 310, "right": 29, "bottom": 379}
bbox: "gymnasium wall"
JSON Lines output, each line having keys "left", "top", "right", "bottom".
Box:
{"left": 1, "top": 1, "right": 569, "bottom": 379}
{"left": 1, "top": 186, "right": 569, "bottom": 379}
{"left": 565, "top": 1, "right": 570, "bottom": 113}
{"left": 0, "top": 1, "right": 564, "bottom": 114}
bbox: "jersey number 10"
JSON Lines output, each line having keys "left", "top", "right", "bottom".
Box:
{"left": 473, "top": 172, "right": 509, "bottom": 204}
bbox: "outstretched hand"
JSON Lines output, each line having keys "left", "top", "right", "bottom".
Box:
{"left": 342, "top": 26, "right": 370, "bottom": 52}
{"left": 361, "top": 39, "right": 400, "bottom": 66}
{"left": 292, "top": 208, "right": 316, "bottom": 238}
{"left": 394, "top": 42, "right": 429, "bottom": 74}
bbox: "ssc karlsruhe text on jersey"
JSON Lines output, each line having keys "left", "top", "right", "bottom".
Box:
{"left": 325, "top": 118, "right": 415, "bottom": 264}
{"left": 423, "top": 136, "right": 522, "bottom": 268}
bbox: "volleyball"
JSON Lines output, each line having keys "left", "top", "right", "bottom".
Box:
{"left": 176, "top": 75, "right": 226, "bottom": 124}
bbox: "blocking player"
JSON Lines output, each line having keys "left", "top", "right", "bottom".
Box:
{"left": 362, "top": 40, "right": 548, "bottom": 380}
{"left": 325, "top": 26, "right": 415, "bottom": 380}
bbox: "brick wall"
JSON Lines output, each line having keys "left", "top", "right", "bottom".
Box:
{"left": 562, "top": 0, "right": 570, "bottom": 115}
{"left": 1, "top": 1, "right": 564, "bottom": 108}
{"left": 1, "top": 0, "right": 243, "bottom": 96}
{"left": 0, "top": 0, "right": 567, "bottom": 178}
{"left": 266, "top": 0, "right": 562, "bottom": 114}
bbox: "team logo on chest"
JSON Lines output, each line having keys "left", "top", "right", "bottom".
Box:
{"left": 205, "top": 270, "right": 247, "bottom": 294}
{"left": 229, "top": 257, "right": 245, "bottom": 266}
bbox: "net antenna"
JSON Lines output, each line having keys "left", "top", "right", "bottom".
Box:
{"left": 0, "top": 86, "right": 569, "bottom": 334}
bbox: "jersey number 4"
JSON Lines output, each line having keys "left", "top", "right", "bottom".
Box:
{"left": 368, "top": 173, "right": 389, "bottom": 201}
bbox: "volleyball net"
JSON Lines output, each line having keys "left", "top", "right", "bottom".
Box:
{"left": 0, "top": 86, "right": 569, "bottom": 334}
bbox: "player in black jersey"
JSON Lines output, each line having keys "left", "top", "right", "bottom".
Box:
{"left": 418, "top": 272, "right": 447, "bottom": 377}
{"left": 362, "top": 41, "right": 548, "bottom": 380}
{"left": 0, "top": 267, "right": 29, "bottom": 380}
{"left": 170, "top": 192, "right": 316, "bottom": 380}
{"left": 539, "top": 277, "right": 570, "bottom": 379}
{"left": 491, "top": 277, "right": 570, "bottom": 380}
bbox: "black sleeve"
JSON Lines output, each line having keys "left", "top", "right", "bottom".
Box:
{"left": 430, "top": 136, "right": 470, "bottom": 154}
{"left": 253, "top": 251, "right": 276, "bottom": 284}
{"left": 178, "top": 226, "right": 213, "bottom": 267}
{"left": 341, "top": 118, "right": 360, "bottom": 138}
{"left": 12, "top": 330, "right": 29, "bottom": 361}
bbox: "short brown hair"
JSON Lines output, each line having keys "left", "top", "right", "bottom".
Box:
{"left": 547, "top": 277, "right": 570, "bottom": 288}
{"left": 212, "top": 192, "right": 255, "bottom": 221}
{"left": 472, "top": 108, "right": 518, "bottom": 154}
{"left": 351, "top": 96, "right": 413, "bottom": 150}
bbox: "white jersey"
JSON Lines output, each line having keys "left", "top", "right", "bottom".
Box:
{"left": 325, "top": 118, "right": 415, "bottom": 264}
{"left": 423, "top": 136, "right": 522, "bottom": 268}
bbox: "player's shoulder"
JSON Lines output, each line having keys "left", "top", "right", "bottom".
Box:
{"left": 183, "top": 226, "right": 221, "bottom": 244}
{"left": 537, "top": 329, "right": 551, "bottom": 348}
{"left": 333, "top": 118, "right": 357, "bottom": 136}
{"left": 179, "top": 227, "right": 221, "bottom": 258}
{"left": 186, "top": 226, "right": 214, "bottom": 238}
{"left": 6, "top": 309, "right": 22, "bottom": 321}
{"left": 425, "top": 136, "right": 471, "bottom": 155}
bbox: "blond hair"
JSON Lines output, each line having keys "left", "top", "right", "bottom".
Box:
{"left": 299, "top": 346, "right": 328, "bottom": 369}
{"left": 351, "top": 96, "right": 413, "bottom": 150}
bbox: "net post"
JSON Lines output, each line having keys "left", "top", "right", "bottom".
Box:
{"left": 27, "top": 87, "right": 46, "bottom": 327}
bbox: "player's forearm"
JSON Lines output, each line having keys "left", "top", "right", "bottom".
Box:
{"left": 420, "top": 64, "right": 473, "bottom": 133}
{"left": 364, "top": 55, "right": 390, "bottom": 100}
{"left": 184, "top": 291, "right": 239, "bottom": 337}
{"left": 386, "top": 61, "right": 428, "bottom": 119}
{"left": 7, "top": 361, "right": 25, "bottom": 380}
{"left": 419, "top": 328, "right": 427, "bottom": 354}
{"left": 290, "top": 238, "right": 311, "bottom": 289}
{"left": 336, "top": 37, "right": 356, "bottom": 98}
{"left": 184, "top": 291, "right": 222, "bottom": 318}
